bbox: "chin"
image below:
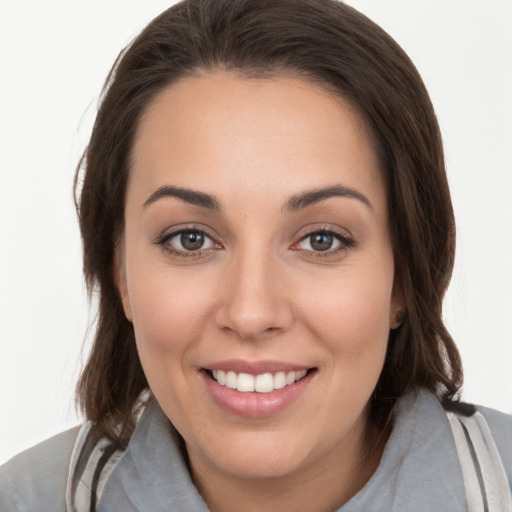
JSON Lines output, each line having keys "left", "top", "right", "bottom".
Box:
{"left": 185, "top": 426, "right": 333, "bottom": 482}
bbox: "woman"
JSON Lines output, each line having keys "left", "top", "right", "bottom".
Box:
{"left": 1, "top": 0, "right": 511, "bottom": 510}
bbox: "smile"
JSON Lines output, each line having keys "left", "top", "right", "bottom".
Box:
{"left": 210, "top": 369, "right": 308, "bottom": 393}
{"left": 201, "top": 361, "right": 317, "bottom": 417}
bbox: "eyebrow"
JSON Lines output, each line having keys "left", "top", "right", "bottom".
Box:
{"left": 143, "top": 185, "right": 221, "bottom": 210}
{"left": 143, "top": 184, "right": 372, "bottom": 213}
{"left": 283, "top": 185, "right": 373, "bottom": 212}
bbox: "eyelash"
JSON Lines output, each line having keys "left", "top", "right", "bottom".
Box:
{"left": 153, "top": 226, "right": 355, "bottom": 258}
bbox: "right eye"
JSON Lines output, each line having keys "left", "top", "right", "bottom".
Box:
{"left": 155, "top": 228, "right": 218, "bottom": 257}
{"left": 173, "top": 230, "right": 213, "bottom": 251}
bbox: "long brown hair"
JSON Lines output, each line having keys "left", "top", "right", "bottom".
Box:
{"left": 75, "top": 0, "right": 461, "bottom": 445}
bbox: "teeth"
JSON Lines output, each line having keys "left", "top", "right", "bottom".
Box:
{"left": 274, "top": 371, "right": 287, "bottom": 389}
{"left": 226, "top": 371, "right": 237, "bottom": 389}
{"left": 237, "top": 373, "right": 255, "bottom": 392}
{"left": 255, "top": 373, "right": 273, "bottom": 393}
{"left": 210, "top": 369, "right": 309, "bottom": 393}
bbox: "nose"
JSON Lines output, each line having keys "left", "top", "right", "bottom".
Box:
{"left": 215, "top": 247, "right": 294, "bottom": 340}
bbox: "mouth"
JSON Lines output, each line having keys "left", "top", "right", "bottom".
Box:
{"left": 200, "top": 360, "right": 317, "bottom": 417}
{"left": 204, "top": 368, "right": 314, "bottom": 393}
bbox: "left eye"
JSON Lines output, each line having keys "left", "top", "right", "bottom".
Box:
{"left": 297, "top": 232, "right": 342, "bottom": 252}
{"left": 168, "top": 230, "right": 215, "bottom": 252}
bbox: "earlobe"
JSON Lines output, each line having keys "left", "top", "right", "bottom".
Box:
{"left": 113, "top": 245, "right": 133, "bottom": 323}
{"left": 390, "top": 307, "right": 405, "bottom": 329}
{"left": 390, "top": 278, "right": 405, "bottom": 329}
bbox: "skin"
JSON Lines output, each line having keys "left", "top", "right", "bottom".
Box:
{"left": 117, "top": 71, "right": 403, "bottom": 512}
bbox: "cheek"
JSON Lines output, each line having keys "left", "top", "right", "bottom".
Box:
{"left": 126, "top": 266, "right": 220, "bottom": 416}
{"left": 126, "top": 260, "right": 220, "bottom": 363}
{"left": 298, "top": 263, "right": 394, "bottom": 361}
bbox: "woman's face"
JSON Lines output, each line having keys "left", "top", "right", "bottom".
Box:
{"left": 118, "top": 71, "right": 401, "bottom": 484}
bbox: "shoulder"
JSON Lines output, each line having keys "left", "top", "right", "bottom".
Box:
{"left": 480, "top": 405, "right": 512, "bottom": 480}
{"left": 0, "top": 426, "right": 80, "bottom": 512}
{"left": 409, "top": 391, "right": 512, "bottom": 474}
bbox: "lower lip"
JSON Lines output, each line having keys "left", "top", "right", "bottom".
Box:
{"left": 201, "top": 370, "right": 315, "bottom": 418}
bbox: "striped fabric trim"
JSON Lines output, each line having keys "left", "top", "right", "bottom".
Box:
{"left": 447, "top": 411, "right": 512, "bottom": 512}
{"left": 65, "top": 422, "right": 125, "bottom": 512}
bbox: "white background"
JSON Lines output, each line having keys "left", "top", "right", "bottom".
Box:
{"left": 1, "top": 0, "right": 511, "bottom": 464}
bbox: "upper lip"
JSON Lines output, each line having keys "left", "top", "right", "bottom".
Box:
{"left": 203, "top": 359, "right": 312, "bottom": 375}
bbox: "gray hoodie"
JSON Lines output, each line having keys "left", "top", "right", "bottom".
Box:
{"left": 1, "top": 389, "right": 511, "bottom": 511}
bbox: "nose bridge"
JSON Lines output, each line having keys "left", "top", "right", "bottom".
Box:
{"left": 217, "top": 239, "right": 292, "bottom": 339}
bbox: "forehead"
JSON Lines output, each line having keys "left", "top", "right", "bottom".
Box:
{"left": 129, "top": 71, "right": 385, "bottom": 211}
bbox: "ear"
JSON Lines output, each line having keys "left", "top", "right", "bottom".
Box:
{"left": 113, "top": 243, "right": 133, "bottom": 323}
{"left": 389, "top": 278, "right": 405, "bottom": 330}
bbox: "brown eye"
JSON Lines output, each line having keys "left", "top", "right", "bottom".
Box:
{"left": 180, "top": 231, "right": 206, "bottom": 251}
{"left": 163, "top": 229, "right": 216, "bottom": 253}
